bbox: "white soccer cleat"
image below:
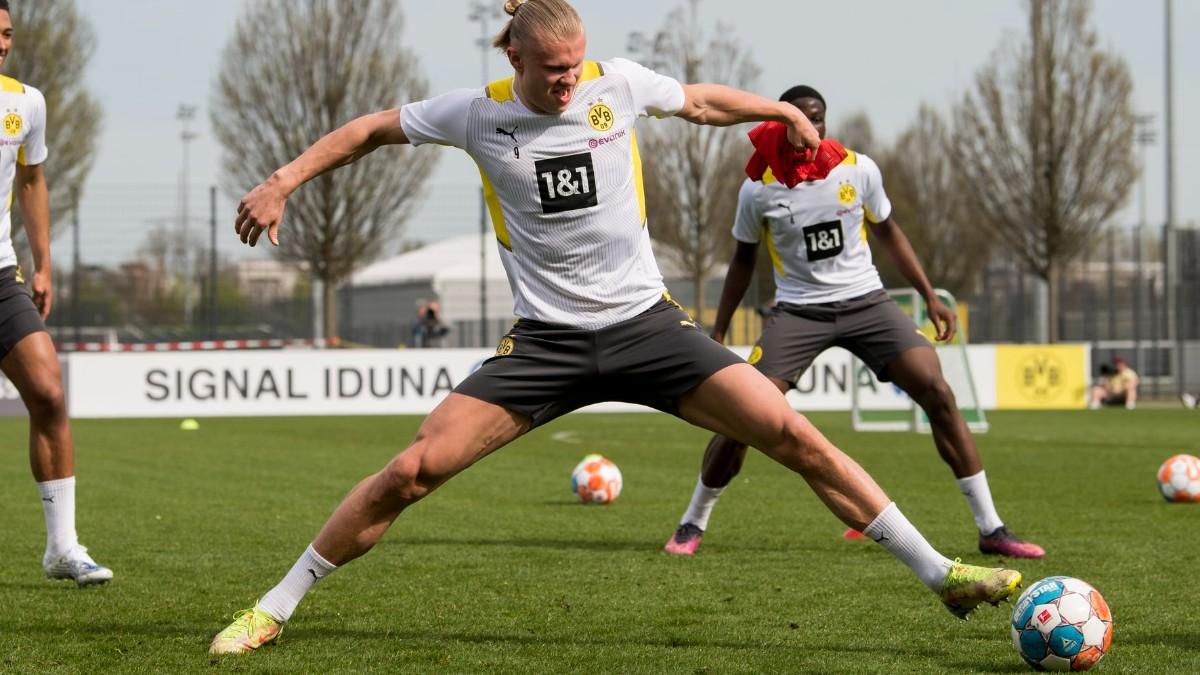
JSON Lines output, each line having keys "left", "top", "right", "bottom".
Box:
{"left": 44, "top": 545, "right": 114, "bottom": 587}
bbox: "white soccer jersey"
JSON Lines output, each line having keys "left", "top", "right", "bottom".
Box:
{"left": 732, "top": 151, "right": 892, "bottom": 305}
{"left": 0, "top": 76, "right": 48, "bottom": 271}
{"left": 401, "top": 58, "right": 684, "bottom": 329}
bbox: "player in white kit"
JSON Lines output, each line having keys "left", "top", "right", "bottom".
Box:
{"left": 210, "top": 0, "right": 1021, "bottom": 655}
{"left": 0, "top": 1, "right": 112, "bottom": 586}
{"left": 663, "top": 86, "right": 1044, "bottom": 560}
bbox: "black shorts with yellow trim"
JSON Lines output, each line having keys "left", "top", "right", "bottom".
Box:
{"left": 750, "top": 289, "right": 930, "bottom": 386}
{"left": 455, "top": 297, "right": 743, "bottom": 428}
{"left": 0, "top": 265, "right": 47, "bottom": 362}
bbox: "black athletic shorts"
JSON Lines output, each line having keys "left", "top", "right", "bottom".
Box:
{"left": 0, "top": 266, "right": 46, "bottom": 362}
{"left": 750, "top": 289, "right": 931, "bottom": 386}
{"left": 456, "top": 296, "right": 744, "bottom": 428}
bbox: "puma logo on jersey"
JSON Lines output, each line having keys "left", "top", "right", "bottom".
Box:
{"left": 776, "top": 202, "right": 795, "bottom": 224}
{"left": 679, "top": 320, "right": 698, "bottom": 329}
{"left": 495, "top": 125, "right": 520, "bottom": 158}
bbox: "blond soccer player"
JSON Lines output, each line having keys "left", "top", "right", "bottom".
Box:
{"left": 210, "top": 0, "right": 1020, "bottom": 655}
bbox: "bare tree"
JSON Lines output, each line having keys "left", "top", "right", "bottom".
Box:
{"left": 629, "top": 0, "right": 761, "bottom": 318}
{"left": 4, "top": 0, "right": 102, "bottom": 252}
{"left": 876, "top": 105, "right": 992, "bottom": 298}
{"left": 835, "top": 111, "right": 877, "bottom": 156}
{"left": 950, "top": 0, "right": 1135, "bottom": 341}
{"left": 211, "top": 0, "right": 436, "bottom": 339}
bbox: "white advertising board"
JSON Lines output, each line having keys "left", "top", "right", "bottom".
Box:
{"left": 66, "top": 346, "right": 997, "bottom": 419}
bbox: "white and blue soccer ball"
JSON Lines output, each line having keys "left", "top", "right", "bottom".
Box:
{"left": 570, "top": 454, "right": 622, "bottom": 504}
{"left": 1011, "top": 576, "right": 1112, "bottom": 671}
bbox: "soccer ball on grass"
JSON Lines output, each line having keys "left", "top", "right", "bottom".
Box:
{"left": 1011, "top": 576, "right": 1112, "bottom": 671}
{"left": 570, "top": 454, "right": 622, "bottom": 504}
{"left": 1156, "top": 453, "right": 1200, "bottom": 502}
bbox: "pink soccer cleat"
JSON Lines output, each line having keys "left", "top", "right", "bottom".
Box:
{"left": 663, "top": 523, "right": 704, "bottom": 556}
{"left": 978, "top": 526, "right": 1045, "bottom": 559}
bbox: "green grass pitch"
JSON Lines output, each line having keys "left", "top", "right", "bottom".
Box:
{"left": 1, "top": 410, "right": 1197, "bottom": 673}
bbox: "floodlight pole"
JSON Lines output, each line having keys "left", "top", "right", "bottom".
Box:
{"left": 209, "top": 186, "right": 218, "bottom": 340}
{"left": 71, "top": 187, "right": 81, "bottom": 344}
{"left": 177, "top": 104, "right": 199, "bottom": 331}
{"left": 469, "top": 2, "right": 501, "bottom": 348}
{"left": 1163, "top": 0, "right": 1181, "bottom": 395}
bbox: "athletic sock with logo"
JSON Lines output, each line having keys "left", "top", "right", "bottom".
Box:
{"left": 956, "top": 470, "right": 1005, "bottom": 534}
{"left": 256, "top": 544, "right": 338, "bottom": 623}
{"left": 38, "top": 476, "right": 79, "bottom": 560}
{"left": 679, "top": 474, "right": 725, "bottom": 530}
{"left": 862, "top": 502, "right": 954, "bottom": 593}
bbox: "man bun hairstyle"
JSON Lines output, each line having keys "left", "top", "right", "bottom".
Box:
{"left": 492, "top": 0, "right": 583, "bottom": 52}
{"left": 778, "top": 85, "right": 826, "bottom": 109}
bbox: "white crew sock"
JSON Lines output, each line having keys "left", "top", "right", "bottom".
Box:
{"left": 862, "top": 502, "right": 954, "bottom": 593}
{"left": 956, "top": 471, "right": 1004, "bottom": 534}
{"left": 679, "top": 474, "right": 726, "bottom": 531}
{"left": 38, "top": 476, "right": 79, "bottom": 559}
{"left": 256, "top": 544, "right": 339, "bottom": 623}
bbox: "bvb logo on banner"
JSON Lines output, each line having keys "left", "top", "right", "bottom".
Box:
{"left": 995, "top": 345, "right": 1087, "bottom": 409}
{"left": 1017, "top": 353, "right": 1064, "bottom": 401}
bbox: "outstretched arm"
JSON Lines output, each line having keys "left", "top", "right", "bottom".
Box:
{"left": 868, "top": 216, "right": 956, "bottom": 342}
{"left": 15, "top": 163, "right": 52, "bottom": 320}
{"left": 236, "top": 109, "right": 409, "bottom": 247}
{"left": 677, "top": 84, "right": 819, "bottom": 156}
{"left": 710, "top": 241, "right": 760, "bottom": 344}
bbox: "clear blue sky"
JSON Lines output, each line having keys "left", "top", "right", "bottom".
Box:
{"left": 66, "top": 0, "right": 1198, "bottom": 266}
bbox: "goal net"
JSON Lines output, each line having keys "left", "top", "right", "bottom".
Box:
{"left": 850, "top": 288, "right": 988, "bottom": 433}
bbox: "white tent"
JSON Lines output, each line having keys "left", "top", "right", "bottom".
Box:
{"left": 351, "top": 234, "right": 513, "bottom": 322}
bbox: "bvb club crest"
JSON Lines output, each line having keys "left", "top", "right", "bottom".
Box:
{"left": 587, "top": 103, "right": 614, "bottom": 132}
{"left": 837, "top": 182, "right": 856, "bottom": 206}
{"left": 3, "top": 111, "right": 22, "bottom": 137}
{"left": 748, "top": 346, "right": 763, "bottom": 365}
{"left": 496, "top": 336, "right": 515, "bottom": 357}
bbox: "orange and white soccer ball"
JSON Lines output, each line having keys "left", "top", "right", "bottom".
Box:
{"left": 1157, "top": 454, "right": 1200, "bottom": 502}
{"left": 570, "top": 454, "right": 622, "bottom": 504}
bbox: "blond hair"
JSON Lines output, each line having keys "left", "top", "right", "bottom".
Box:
{"left": 492, "top": 0, "right": 583, "bottom": 52}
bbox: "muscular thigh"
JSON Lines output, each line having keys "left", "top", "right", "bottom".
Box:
{"left": 676, "top": 363, "right": 798, "bottom": 452}
{"left": 401, "top": 392, "right": 531, "bottom": 482}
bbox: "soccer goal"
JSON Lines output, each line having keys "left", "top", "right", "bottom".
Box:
{"left": 850, "top": 288, "right": 989, "bottom": 433}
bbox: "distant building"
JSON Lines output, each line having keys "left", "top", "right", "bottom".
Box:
{"left": 234, "top": 259, "right": 304, "bottom": 303}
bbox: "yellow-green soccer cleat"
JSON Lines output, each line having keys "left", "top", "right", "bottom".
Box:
{"left": 939, "top": 559, "right": 1022, "bottom": 620}
{"left": 208, "top": 606, "right": 283, "bottom": 655}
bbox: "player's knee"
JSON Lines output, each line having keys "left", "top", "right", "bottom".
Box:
{"left": 774, "top": 415, "right": 826, "bottom": 473}
{"left": 23, "top": 377, "right": 66, "bottom": 423}
{"left": 912, "top": 376, "right": 955, "bottom": 414}
{"left": 377, "top": 450, "right": 433, "bottom": 504}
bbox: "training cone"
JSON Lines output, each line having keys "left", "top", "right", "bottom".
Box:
{"left": 842, "top": 528, "right": 867, "bottom": 541}
{"left": 179, "top": 418, "right": 200, "bottom": 431}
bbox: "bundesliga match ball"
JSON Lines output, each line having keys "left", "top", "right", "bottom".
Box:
{"left": 1011, "top": 576, "right": 1112, "bottom": 671}
{"left": 1156, "top": 454, "right": 1200, "bottom": 502}
{"left": 570, "top": 454, "right": 622, "bottom": 504}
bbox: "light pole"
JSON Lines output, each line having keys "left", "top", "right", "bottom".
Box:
{"left": 1163, "top": 0, "right": 1181, "bottom": 395}
{"left": 177, "top": 104, "right": 199, "bottom": 330}
{"left": 469, "top": 2, "right": 502, "bottom": 347}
